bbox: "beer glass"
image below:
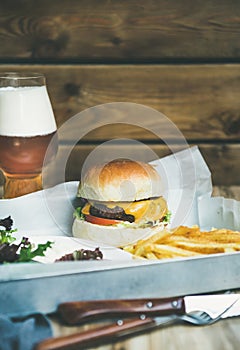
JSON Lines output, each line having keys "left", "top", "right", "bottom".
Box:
{"left": 0, "top": 72, "right": 58, "bottom": 198}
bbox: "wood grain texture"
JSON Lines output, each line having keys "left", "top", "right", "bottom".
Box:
{"left": 49, "top": 312, "right": 240, "bottom": 350}
{"left": 0, "top": 0, "right": 240, "bottom": 60}
{"left": 212, "top": 186, "right": 240, "bottom": 200}
{"left": 1, "top": 64, "right": 240, "bottom": 141}
{"left": 0, "top": 143, "right": 238, "bottom": 187}
{"left": 61, "top": 143, "right": 239, "bottom": 186}
{"left": 112, "top": 317, "right": 240, "bottom": 350}
{"left": 0, "top": 1, "right": 240, "bottom": 188}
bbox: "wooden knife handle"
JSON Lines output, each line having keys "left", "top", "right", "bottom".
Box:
{"left": 35, "top": 317, "right": 156, "bottom": 350}
{"left": 57, "top": 297, "right": 185, "bottom": 325}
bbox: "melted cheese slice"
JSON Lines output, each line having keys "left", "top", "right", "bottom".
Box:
{"left": 82, "top": 197, "right": 167, "bottom": 223}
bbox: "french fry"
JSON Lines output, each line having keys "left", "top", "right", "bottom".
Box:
{"left": 145, "top": 252, "right": 159, "bottom": 260}
{"left": 149, "top": 243, "right": 201, "bottom": 258}
{"left": 123, "top": 225, "right": 240, "bottom": 260}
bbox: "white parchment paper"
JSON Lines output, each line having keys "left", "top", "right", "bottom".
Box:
{"left": 0, "top": 182, "right": 77, "bottom": 238}
{"left": 198, "top": 195, "right": 240, "bottom": 230}
{"left": 150, "top": 145, "right": 212, "bottom": 227}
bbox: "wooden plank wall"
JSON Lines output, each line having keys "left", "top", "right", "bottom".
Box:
{"left": 0, "top": 0, "right": 240, "bottom": 186}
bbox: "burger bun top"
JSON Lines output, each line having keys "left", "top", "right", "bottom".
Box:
{"left": 78, "top": 159, "right": 164, "bottom": 202}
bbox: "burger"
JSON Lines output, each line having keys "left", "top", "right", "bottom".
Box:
{"left": 72, "top": 159, "right": 170, "bottom": 247}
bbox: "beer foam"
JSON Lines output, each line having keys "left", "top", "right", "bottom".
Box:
{"left": 0, "top": 86, "right": 56, "bottom": 136}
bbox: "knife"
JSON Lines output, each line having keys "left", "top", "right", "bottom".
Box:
{"left": 57, "top": 294, "right": 240, "bottom": 325}
{"left": 36, "top": 295, "right": 240, "bottom": 350}
{"left": 35, "top": 316, "right": 174, "bottom": 350}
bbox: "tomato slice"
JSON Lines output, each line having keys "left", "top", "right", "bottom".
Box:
{"left": 85, "top": 214, "right": 122, "bottom": 226}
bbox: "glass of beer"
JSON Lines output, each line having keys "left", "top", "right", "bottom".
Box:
{"left": 0, "top": 72, "right": 58, "bottom": 199}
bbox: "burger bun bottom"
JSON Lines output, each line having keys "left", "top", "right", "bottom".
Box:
{"left": 72, "top": 218, "right": 166, "bottom": 248}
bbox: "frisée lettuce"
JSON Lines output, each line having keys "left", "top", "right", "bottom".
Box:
{"left": 0, "top": 216, "right": 53, "bottom": 263}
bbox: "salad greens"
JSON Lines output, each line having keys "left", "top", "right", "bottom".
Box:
{"left": 0, "top": 216, "right": 53, "bottom": 263}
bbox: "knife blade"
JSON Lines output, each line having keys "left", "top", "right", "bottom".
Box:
{"left": 57, "top": 294, "right": 240, "bottom": 325}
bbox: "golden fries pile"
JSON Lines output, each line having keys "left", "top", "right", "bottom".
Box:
{"left": 123, "top": 226, "right": 240, "bottom": 260}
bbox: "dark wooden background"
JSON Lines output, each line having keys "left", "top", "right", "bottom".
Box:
{"left": 1, "top": 0, "right": 240, "bottom": 186}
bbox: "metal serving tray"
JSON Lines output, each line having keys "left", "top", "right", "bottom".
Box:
{"left": 1, "top": 252, "right": 240, "bottom": 317}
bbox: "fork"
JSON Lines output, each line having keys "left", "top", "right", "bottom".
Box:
{"left": 35, "top": 300, "right": 238, "bottom": 350}
{"left": 179, "top": 291, "right": 238, "bottom": 326}
{"left": 171, "top": 310, "right": 227, "bottom": 326}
